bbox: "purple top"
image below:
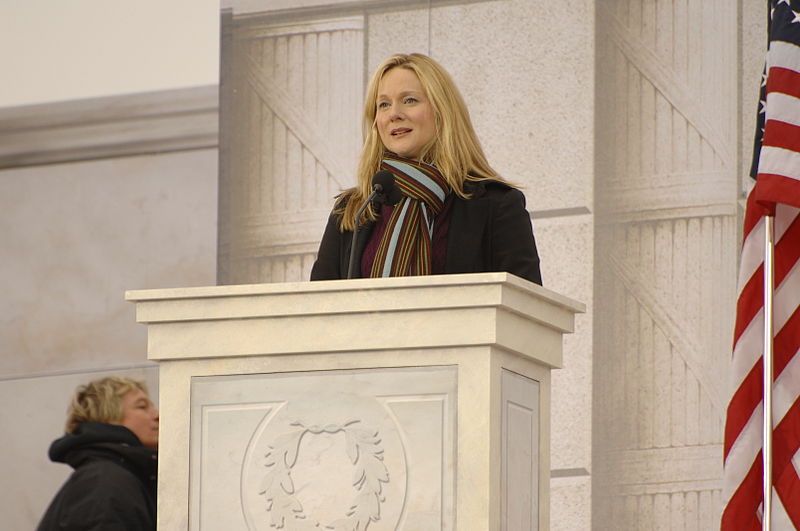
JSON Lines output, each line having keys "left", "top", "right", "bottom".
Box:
{"left": 361, "top": 194, "right": 455, "bottom": 277}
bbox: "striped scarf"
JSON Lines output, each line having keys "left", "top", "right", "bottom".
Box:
{"left": 370, "top": 155, "right": 450, "bottom": 277}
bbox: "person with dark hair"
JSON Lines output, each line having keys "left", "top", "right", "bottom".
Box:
{"left": 37, "top": 376, "right": 159, "bottom": 531}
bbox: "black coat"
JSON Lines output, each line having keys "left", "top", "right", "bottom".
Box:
{"left": 311, "top": 180, "right": 542, "bottom": 284}
{"left": 37, "top": 422, "right": 157, "bottom": 531}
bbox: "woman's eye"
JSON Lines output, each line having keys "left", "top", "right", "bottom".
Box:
{"left": 404, "top": 97, "right": 417, "bottom": 104}
{"left": 378, "top": 101, "right": 389, "bottom": 109}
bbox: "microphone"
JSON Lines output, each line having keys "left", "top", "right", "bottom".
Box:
{"left": 371, "top": 170, "right": 401, "bottom": 206}
{"left": 347, "top": 171, "right": 396, "bottom": 279}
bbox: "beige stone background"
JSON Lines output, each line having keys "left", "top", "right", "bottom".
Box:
{"left": 0, "top": 0, "right": 766, "bottom": 529}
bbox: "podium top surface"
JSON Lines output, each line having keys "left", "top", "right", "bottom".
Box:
{"left": 126, "top": 273, "right": 584, "bottom": 365}
{"left": 127, "top": 272, "right": 583, "bottom": 311}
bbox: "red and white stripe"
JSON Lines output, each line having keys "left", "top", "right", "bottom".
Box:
{"left": 722, "top": 37, "right": 800, "bottom": 530}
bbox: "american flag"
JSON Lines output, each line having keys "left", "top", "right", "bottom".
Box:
{"left": 722, "top": 0, "right": 800, "bottom": 528}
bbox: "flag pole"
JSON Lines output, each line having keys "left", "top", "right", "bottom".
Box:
{"left": 763, "top": 214, "right": 775, "bottom": 531}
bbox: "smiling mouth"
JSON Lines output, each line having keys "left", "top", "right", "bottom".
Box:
{"left": 391, "top": 128, "right": 412, "bottom": 136}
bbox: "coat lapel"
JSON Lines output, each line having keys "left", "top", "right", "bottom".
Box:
{"left": 445, "top": 181, "right": 491, "bottom": 274}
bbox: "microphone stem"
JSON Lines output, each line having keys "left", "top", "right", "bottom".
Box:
{"left": 347, "top": 187, "right": 380, "bottom": 279}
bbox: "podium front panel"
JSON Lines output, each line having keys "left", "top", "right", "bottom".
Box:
{"left": 189, "top": 366, "right": 457, "bottom": 530}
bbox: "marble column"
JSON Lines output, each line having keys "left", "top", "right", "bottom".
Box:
{"left": 593, "top": 1, "right": 747, "bottom": 528}
{"left": 218, "top": 9, "right": 364, "bottom": 284}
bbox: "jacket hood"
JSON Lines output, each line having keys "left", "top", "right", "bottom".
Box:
{"left": 48, "top": 422, "right": 158, "bottom": 492}
{"left": 48, "top": 422, "right": 143, "bottom": 463}
{"left": 51, "top": 422, "right": 156, "bottom": 483}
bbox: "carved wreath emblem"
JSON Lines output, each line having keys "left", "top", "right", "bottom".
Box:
{"left": 258, "top": 420, "right": 389, "bottom": 530}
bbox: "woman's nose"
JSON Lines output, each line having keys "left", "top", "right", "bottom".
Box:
{"left": 389, "top": 106, "right": 404, "bottom": 121}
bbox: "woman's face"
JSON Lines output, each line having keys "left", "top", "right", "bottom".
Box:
{"left": 375, "top": 67, "right": 436, "bottom": 160}
{"left": 117, "top": 387, "right": 159, "bottom": 449}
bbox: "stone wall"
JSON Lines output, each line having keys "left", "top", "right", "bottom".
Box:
{"left": 0, "top": 86, "right": 219, "bottom": 530}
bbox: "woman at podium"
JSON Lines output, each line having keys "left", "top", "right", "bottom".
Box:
{"left": 311, "top": 53, "right": 541, "bottom": 285}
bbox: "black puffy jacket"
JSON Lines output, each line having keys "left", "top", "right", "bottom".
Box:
{"left": 37, "top": 422, "right": 157, "bottom": 531}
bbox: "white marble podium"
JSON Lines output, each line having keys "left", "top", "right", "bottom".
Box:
{"left": 126, "top": 273, "right": 583, "bottom": 531}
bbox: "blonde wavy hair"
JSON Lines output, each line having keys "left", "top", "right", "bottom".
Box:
{"left": 338, "top": 53, "right": 506, "bottom": 230}
{"left": 64, "top": 376, "right": 149, "bottom": 434}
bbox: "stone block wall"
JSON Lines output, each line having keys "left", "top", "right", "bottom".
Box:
{"left": 0, "top": 87, "right": 219, "bottom": 530}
